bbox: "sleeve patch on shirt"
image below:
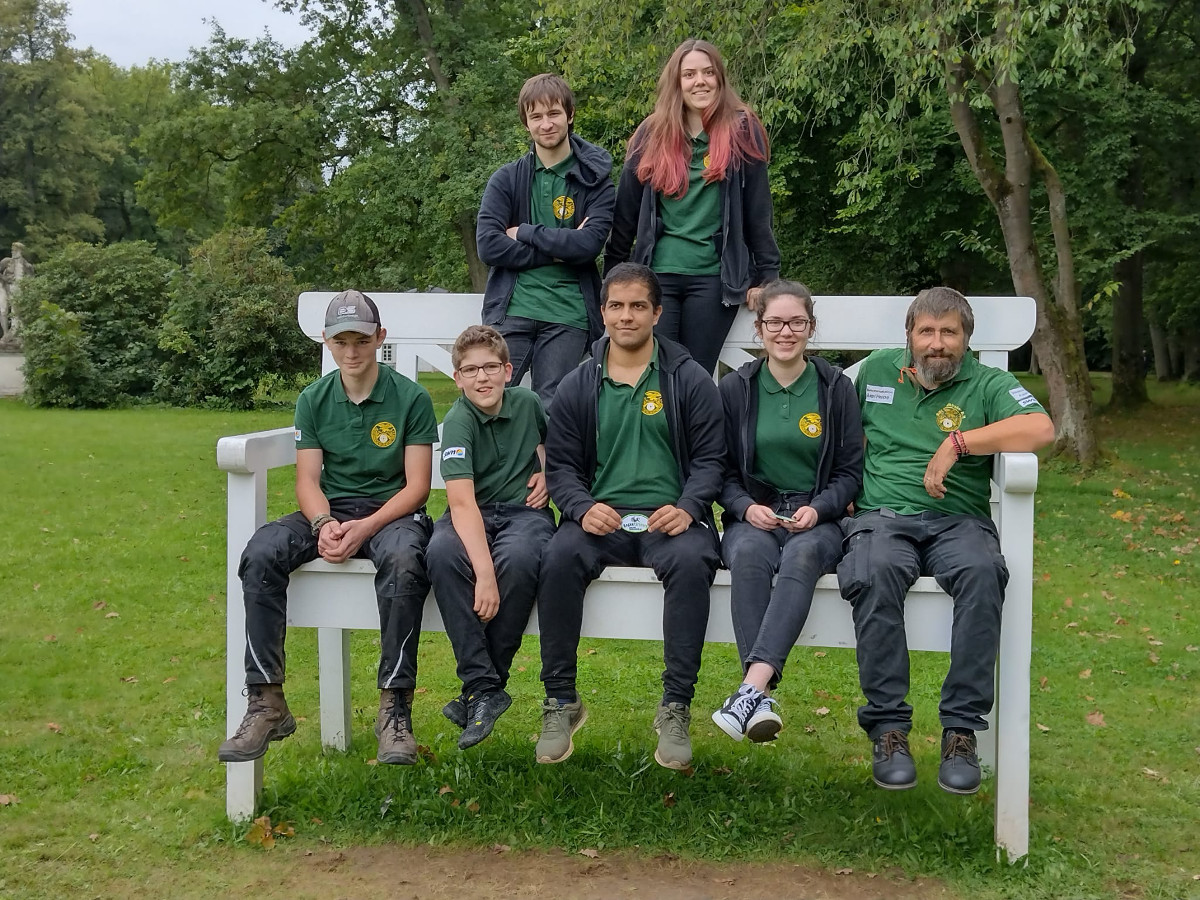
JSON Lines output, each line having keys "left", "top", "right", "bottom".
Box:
{"left": 865, "top": 385, "right": 895, "bottom": 404}
{"left": 1009, "top": 386, "right": 1034, "bottom": 403}
{"left": 294, "top": 429, "right": 302, "bottom": 442}
{"left": 442, "top": 446, "right": 467, "bottom": 460}
{"left": 1018, "top": 395, "right": 1040, "bottom": 407}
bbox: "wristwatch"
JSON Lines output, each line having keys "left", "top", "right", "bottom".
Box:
{"left": 310, "top": 514, "right": 335, "bottom": 536}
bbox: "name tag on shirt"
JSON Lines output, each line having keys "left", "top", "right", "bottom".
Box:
{"left": 1009, "top": 386, "right": 1039, "bottom": 407}
{"left": 865, "top": 385, "right": 895, "bottom": 404}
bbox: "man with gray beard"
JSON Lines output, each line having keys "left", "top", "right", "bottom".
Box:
{"left": 838, "top": 287, "right": 1054, "bottom": 795}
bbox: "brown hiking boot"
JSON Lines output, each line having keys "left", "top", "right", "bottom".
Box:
{"left": 218, "top": 684, "right": 296, "bottom": 762}
{"left": 376, "top": 688, "right": 417, "bottom": 765}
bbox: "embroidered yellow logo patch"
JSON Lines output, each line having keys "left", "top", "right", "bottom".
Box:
{"left": 936, "top": 404, "right": 965, "bottom": 432}
{"left": 553, "top": 195, "right": 575, "bottom": 220}
{"left": 642, "top": 390, "right": 663, "bottom": 415}
{"left": 703, "top": 153, "right": 711, "bottom": 169}
{"left": 371, "top": 422, "right": 397, "bottom": 447}
{"left": 799, "top": 412, "right": 822, "bottom": 438}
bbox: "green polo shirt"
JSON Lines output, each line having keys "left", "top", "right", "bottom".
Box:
{"left": 439, "top": 386, "right": 547, "bottom": 505}
{"left": 855, "top": 348, "right": 1047, "bottom": 518}
{"left": 651, "top": 131, "right": 721, "bottom": 275}
{"left": 591, "top": 345, "right": 682, "bottom": 509}
{"left": 294, "top": 363, "right": 439, "bottom": 501}
{"left": 751, "top": 363, "right": 821, "bottom": 493}
{"left": 507, "top": 153, "right": 589, "bottom": 330}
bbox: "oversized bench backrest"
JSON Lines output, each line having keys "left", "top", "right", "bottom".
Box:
{"left": 297, "top": 292, "right": 1037, "bottom": 380}
{"left": 297, "top": 292, "right": 1036, "bottom": 490}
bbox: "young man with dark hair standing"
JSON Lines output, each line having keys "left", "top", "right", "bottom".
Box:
{"left": 219, "top": 290, "right": 438, "bottom": 767}
{"left": 534, "top": 262, "right": 724, "bottom": 770}
{"left": 476, "top": 73, "right": 616, "bottom": 408}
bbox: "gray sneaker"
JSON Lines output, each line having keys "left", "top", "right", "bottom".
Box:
{"left": 218, "top": 684, "right": 296, "bottom": 762}
{"left": 376, "top": 688, "right": 417, "bottom": 765}
{"left": 653, "top": 702, "right": 692, "bottom": 770}
{"left": 535, "top": 698, "right": 588, "bottom": 764}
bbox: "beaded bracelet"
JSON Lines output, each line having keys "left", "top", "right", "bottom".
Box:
{"left": 950, "top": 430, "right": 970, "bottom": 459}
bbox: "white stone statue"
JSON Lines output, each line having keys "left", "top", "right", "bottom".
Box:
{"left": 0, "top": 242, "right": 34, "bottom": 348}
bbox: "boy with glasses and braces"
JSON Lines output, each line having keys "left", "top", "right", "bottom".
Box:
{"left": 426, "top": 325, "right": 556, "bottom": 748}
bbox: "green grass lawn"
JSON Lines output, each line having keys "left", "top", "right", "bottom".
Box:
{"left": 1, "top": 376, "right": 1197, "bottom": 900}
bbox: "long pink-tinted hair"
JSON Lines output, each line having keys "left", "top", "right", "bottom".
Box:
{"left": 632, "top": 39, "right": 769, "bottom": 198}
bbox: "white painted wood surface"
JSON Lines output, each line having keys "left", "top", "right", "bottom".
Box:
{"left": 221, "top": 292, "right": 1038, "bottom": 861}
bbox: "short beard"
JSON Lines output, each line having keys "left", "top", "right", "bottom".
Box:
{"left": 913, "top": 352, "right": 962, "bottom": 388}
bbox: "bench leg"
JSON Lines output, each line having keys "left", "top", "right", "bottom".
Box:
{"left": 226, "top": 760, "right": 262, "bottom": 822}
{"left": 318, "top": 628, "right": 352, "bottom": 751}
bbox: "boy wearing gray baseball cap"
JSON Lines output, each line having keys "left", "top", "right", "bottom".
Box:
{"left": 220, "top": 290, "right": 438, "bottom": 766}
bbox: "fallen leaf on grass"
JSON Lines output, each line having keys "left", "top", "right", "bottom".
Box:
{"left": 1141, "top": 767, "right": 1160, "bottom": 778}
{"left": 0, "top": 794, "right": 18, "bottom": 806}
{"left": 1112, "top": 488, "right": 1132, "bottom": 499}
{"left": 814, "top": 706, "right": 831, "bottom": 717}
{"left": 414, "top": 687, "right": 427, "bottom": 694}
{"left": 310, "top": 817, "right": 323, "bottom": 825}
{"left": 105, "top": 612, "right": 120, "bottom": 619}
{"left": 1063, "top": 597, "right": 1074, "bottom": 608}
{"left": 585, "top": 648, "right": 597, "bottom": 655}
{"left": 1111, "top": 510, "right": 1133, "bottom": 523}
{"left": 579, "top": 848, "right": 600, "bottom": 859}
{"left": 466, "top": 801, "right": 480, "bottom": 813}
{"left": 47, "top": 722, "right": 61, "bottom": 733}
{"left": 88, "top": 833, "right": 99, "bottom": 842}
{"left": 44, "top": 634, "right": 57, "bottom": 642}
{"left": 1086, "top": 710, "right": 1106, "bottom": 727}
{"left": 92, "top": 600, "right": 106, "bottom": 610}
{"left": 835, "top": 868, "right": 854, "bottom": 875}
{"left": 1065, "top": 622, "right": 1078, "bottom": 629}
{"left": 711, "top": 766, "right": 731, "bottom": 775}
{"left": 1079, "top": 669, "right": 1092, "bottom": 679}
{"left": 244, "top": 816, "right": 276, "bottom": 849}
{"left": 1148, "top": 652, "right": 1160, "bottom": 664}
{"left": 417, "top": 745, "right": 437, "bottom": 764}
{"left": 438, "top": 785, "right": 454, "bottom": 796}
{"left": 1187, "top": 645, "right": 1198, "bottom": 653}
{"left": 491, "top": 844, "right": 511, "bottom": 853}
{"left": 380, "top": 793, "right": 394, "bottom": 818}
{"left": 1036, "top": 723, "right": 1050, "bottom": 732}
{"left": 813, "top": 651, "right": 826, "bottom": 658}
{"left": 663, "top": 791, "right": 676, "bottom": 808}
{"left": 365, "top": 758, "right": 378, "bottom": 766}
{"left": 121, "top": 676, "right": 138, "bottom": 684}
{"left": 162, "top": 677, "right": 176, "bottom": 684}
{"left": 804, "top": 724, "right": 816, "bottom": 733}
{"left": 1039, "top": 676, "right": 1049, "bottom": 691}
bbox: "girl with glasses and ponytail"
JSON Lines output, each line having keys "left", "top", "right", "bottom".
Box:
{"left": 711, "top": 280, "right": 863, "bottom": 742}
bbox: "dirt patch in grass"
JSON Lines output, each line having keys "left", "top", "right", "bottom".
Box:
{"left": 187, "top": 844, "right": 958, "bottom": 900}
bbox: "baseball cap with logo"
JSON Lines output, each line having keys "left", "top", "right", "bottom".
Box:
{"left": 324, "top": 290, "right": 381, "bottom": 338}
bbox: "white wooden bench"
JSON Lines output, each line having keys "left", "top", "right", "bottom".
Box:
{"left": 218, "top": 292, "right": 1039, "bottom": 861}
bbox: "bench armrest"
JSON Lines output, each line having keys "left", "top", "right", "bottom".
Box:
{"left": 216, "top": 427, "right": 296, "bottom": 475}
{"left": 993, "top": 451, "right": 1038, "bottom": 495}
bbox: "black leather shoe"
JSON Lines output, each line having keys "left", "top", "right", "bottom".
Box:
{"left": 872, "top": 730, "right": 917, "bottom": 789}
{"left": 458, "top": 690, "right": 512, "bottom": 749}
{"left": 938, "top": 729, "right": 981, "bottom": 794}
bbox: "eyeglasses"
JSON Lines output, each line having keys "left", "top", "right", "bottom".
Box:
{"left": 761, "top": 318, "right": 811, "bottom": 334}
{"left": 458, "top": 362, "right": 505, "bottom": 378}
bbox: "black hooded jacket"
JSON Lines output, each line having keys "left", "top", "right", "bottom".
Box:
{"left": 717, "top": 355, "right": 863, "bottom": 528}
{"left": 477, "top": 134, "right": 616, "bottom": 340}
{"left": 602, "top": 117, "right": 780, "bottom": 306}
{"left": 546, "top": 335, "right": 725, "bottom": 541}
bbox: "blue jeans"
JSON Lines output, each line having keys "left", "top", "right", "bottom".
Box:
{"left": 496, "top": 315, "right": 588, "bottom": 410}
{"left": 426, "top": 505, "right": 556, "bottom": 696}
{"left": 721, "top": 519, "right": 844, "bottom": 687}
{"left": 837, "top": 510, "right": 1009, "bottom": 738}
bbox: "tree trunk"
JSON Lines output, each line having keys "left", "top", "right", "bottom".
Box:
{"left": 1168, "top": 336, "right": 1183, "bottom": 377}
{"left": 1184, "top": 335, "right": 1200, "bottom": 383}
{"left": 459, "top": 217, "right": 487, "bottom": 291}
{"left": 1148, "top": 322, "right": 1172, "bottom": 381}
{"left": 944, "top": 53, "right": 1098, "bottom": 466}
{"left": 1111, "top": 246, "right": 1148, "bottom": 408}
